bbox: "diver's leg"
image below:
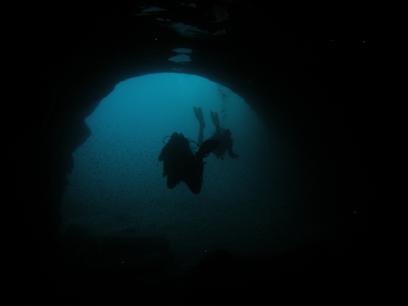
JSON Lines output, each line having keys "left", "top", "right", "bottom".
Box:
{"left": 183, "top": 159, "right": 203, "bottom": 194}
{"left": 167, "top": 175, "right": 180, "bottom": 189}
{"left": 198, "top": 123, "right": 204, "bottom": 146}
{"left": 194, "top": 107, "right": 205, "bottom": 145}
{"left": 210, "top": 111, "right": 221, "bottom": 134}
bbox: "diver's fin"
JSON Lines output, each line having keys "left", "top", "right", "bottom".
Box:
{"left": 194, "top": 106, "right": 205, "bottom": 128}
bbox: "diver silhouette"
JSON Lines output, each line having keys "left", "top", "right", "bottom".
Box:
{"left": 159, "top": 107, "right": 238, "bottom": 194}
{"left": 158, "top": 131, "right": 217, "bottom": 194}
{"left": 194, "top": 107, "right": 239, "bottom": 160}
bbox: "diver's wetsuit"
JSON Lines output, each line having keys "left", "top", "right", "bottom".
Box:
{"left": 159, "top": 133, "right": 204, "bottom": 194}
{"left": 194, "top": 107, "right": 238, "bottom": 160}
{"left": 207, "top": 128, "right": 238, "bottom": 159}
{"left": 158, "top": 109, "right": 238, "bottom": 194}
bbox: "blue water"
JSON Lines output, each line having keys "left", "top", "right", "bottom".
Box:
{"left": 60, "top": 73, "right": 295, "bottom": 266}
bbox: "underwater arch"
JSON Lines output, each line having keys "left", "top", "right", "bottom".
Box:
{"left": 60, "top": 72, "right": 292, "bottom": 264}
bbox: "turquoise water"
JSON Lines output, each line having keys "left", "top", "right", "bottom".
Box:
{"left": 60, "top": 73, "right": 294, "bottom": 265}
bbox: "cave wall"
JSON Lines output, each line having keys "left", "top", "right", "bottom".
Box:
{"left": 10, "top": 1, "right": 371, "bottom": 302}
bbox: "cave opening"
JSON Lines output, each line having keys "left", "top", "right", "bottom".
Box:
{"left": 59, "top": 72, "right": 300, "bottom": 270}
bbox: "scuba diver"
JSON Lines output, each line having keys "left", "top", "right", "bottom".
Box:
{"left": 194, "top": 106, "right": 239, "bottom": 160}
{"left": 159, "top": 107, "right": 238, "bottom": 194}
